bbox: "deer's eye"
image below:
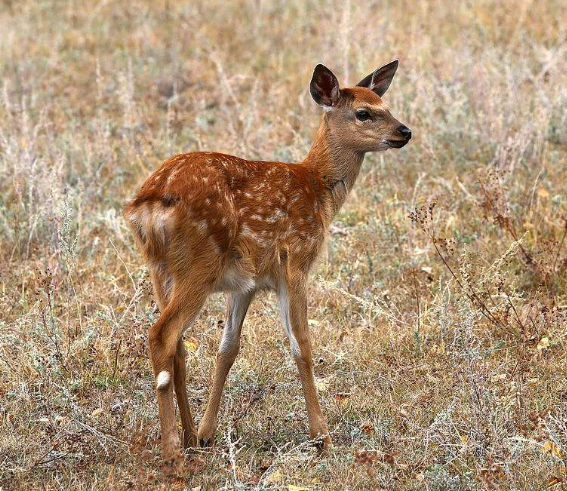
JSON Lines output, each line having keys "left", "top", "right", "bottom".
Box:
{"left": 355, "top": 109, "right": 372, "bottom": 121}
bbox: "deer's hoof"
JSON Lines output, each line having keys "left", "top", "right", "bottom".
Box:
{"left": 198, "top": 437, "right": 213, "bottom": 448}
{"left": 197, "top": 421, "right": 216, "bottom": 447}
{"left": 313, "top": 434, "right": 332, "bottom": 453}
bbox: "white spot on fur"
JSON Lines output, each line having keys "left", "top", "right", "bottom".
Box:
{"left": 196, "top": 220, "right": 208, "bottom": 233}
{"left": 240, "top": 224, "right": 254, "bottom": 238}
{"left": 156, "top": 371, "right": 170, "bottom": 389}
{"left": 240, "top": 224, "right": 267, "bottom": 245}
{"left": 266, "top": 209, "right": 286, "bottom": 223}
{"left": 166, "top": 169, "right": 178, "bottom": 185}
{"left": 290, "top": 195, "right": 301, "bottom": 204}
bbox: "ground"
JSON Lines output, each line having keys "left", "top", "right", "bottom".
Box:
{"left": 1, "top": 0, "right": 566, "bottom": 489}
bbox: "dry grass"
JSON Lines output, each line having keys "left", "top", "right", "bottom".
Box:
{"left": 1, "top": 0, "right": 567, "bottom": 489}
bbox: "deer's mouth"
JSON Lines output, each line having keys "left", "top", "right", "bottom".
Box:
{"left": 386, "top": 139, "right": 408, "bottom": 148}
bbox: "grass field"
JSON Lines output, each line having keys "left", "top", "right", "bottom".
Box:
{"left": 1, "top": 0, "right": 567, "bottom": 489}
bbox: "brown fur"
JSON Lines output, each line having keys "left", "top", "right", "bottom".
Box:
{"left": 124, "top": 71, "right": 409, "bottom": 462}
{"left": 342, "top": 86, "right": 383, "bottom": 104}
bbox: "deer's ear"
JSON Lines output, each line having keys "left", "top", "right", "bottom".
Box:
{"left": 357, "top": 59, "right": 399, "bottom": 97}
{"left": 310, "top": 64, "right": 340, "bottom": 108}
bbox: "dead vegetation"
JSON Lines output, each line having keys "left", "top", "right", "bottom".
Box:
{"left": 1, "top": 0, "right": 566, "bottom": 489}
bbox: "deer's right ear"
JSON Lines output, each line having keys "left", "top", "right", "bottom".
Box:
{"left": 310, "top": 64, "right": 340, "bottom": 109}
{"left": 357, "top": 60, "right": 399, "bottom": 97}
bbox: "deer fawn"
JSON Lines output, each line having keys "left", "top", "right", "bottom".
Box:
{"left": 125, "top": 60, "right": 411, "bottom": 462}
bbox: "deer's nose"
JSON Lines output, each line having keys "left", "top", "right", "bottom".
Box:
{"left": 398, "top": 125, "right": 412, "bottom": 141}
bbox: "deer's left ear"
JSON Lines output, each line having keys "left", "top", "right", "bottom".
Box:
{"left": 310, "top": 64, "right": 340, "bottom": 108}
{"left": 357, "top": 60, "right": 399, "bottom": 97}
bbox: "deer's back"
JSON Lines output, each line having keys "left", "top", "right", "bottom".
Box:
{"left": 125, "top": 152, "right": 328, "bottom": 289}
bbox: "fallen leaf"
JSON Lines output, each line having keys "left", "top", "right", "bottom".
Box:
{"left": 431, "top": 342, "right": 445, "bottom": 354}
{"left": 384, "top": 452, "right": 396, "bottom": 467}
{"left": 541, "top": 441, "right": 563, "bottom": 459}
{"left": 288, "top": 485, "right": 309, "bottom": 491}
{"left": 536, "top": 336, "right": 550, "bottom": 350}
{"left": 361, "top": 423, "right": 374, "bottom": 434}
{"left": 538, "top": 187, "right": 550, "bottom": 198}
{"left": 334, "top": 393, "right": 351, "bottom": 405}
{"left": 547, "top": 476, "right": 562, "bottom": 486}
{"left": 184, "top": 337, "right": 199, "bottom": 353}
{"left": 315, "top": 377, "right": 331, "bottom": 393}
{"left": 265, "top": 469, "right": 283, "bottom": 484}
{"left": 354, "top": 450, "right": 379, "bottom": 465}
{"left": 491, "top": 373, "right": 507, "bottom": 383}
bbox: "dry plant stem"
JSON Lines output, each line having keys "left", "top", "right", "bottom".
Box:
{"left": 505, "top": 292, "right": 527, "bottom": 424}
{"left": 552, "top": 219, "right": 567, "bottom": 273}
{"left": 479, "top": 180, "right": 534, "bottom": 267}
{"left": 430, "top": 237, "right": 504, "bottom": 330}
{"left": 410, "top": 268, "right": 421, "bottom": 351}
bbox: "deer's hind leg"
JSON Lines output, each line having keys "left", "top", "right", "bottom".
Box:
{"left": 149, "top": 265, "right": 194, "bottom": 446}
{"left": 151, "top": 264, "right": 199, "bottom": 449}
{"left": 148, "top": 265, "right": 211, "bottom": 460}
{"left": 173, "top": 339, "right": 198, "bottom": 448}
{"left": 150, "top": 263, "right": 173, "bottom": 313}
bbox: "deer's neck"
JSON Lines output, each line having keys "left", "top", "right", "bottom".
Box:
{"left": 303, "top": 115, "right": 365, "bottom": 223}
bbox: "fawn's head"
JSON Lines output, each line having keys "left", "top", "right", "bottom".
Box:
{"left": 310, "top": 60, "right": 411, "bottom": 153}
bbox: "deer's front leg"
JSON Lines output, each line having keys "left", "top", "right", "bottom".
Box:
{"left": 278, "top": 279, "right": 331, "bottom": 450}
